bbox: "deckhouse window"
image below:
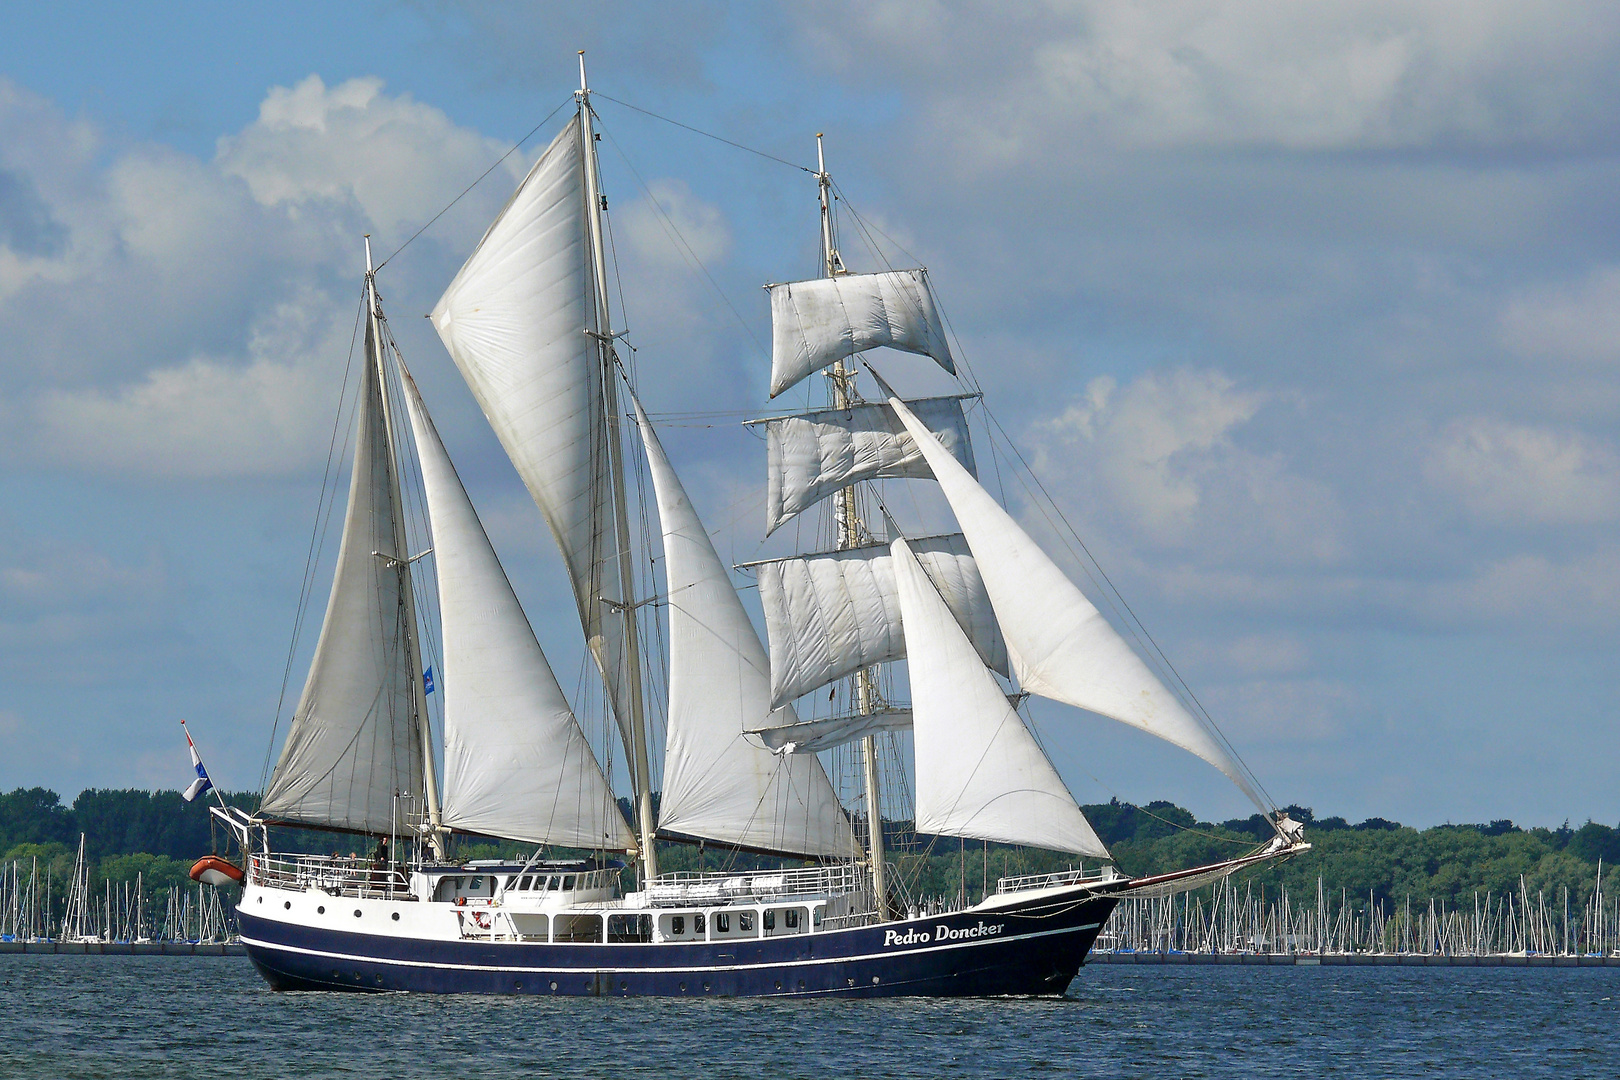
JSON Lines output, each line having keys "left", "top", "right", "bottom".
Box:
{"left": 739, "top": 912, "right": 754, "bottom": 932}
{"left": 785, "top": 909, "right": 800, "bottom": 929}
{"left": 763, "top": 910, "right": 776, "bottom": 931}
{"left": 716, "top": 913, "right": 730, "bottom": 934}
{"left": 694, "top": 913, "right": 706, "bottom": 934}
{"left": 562, "top": 875, "right": 576, "bottom": 891}
{"left": 671, "top": 916, "right": 685, "bottom": 935}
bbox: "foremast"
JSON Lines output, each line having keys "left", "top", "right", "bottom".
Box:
{"left": 364, "top": 236, "right": 444, "bottom": 859}
{"left": 816, "top": 137, "right": 890, "bottom": 921}
{"left": 578, "top": 54, "right": 659, "bottom": 882}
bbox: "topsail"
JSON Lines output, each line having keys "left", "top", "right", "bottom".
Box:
{"left": 767, "top": 270, "right": 953, "bottom": 398}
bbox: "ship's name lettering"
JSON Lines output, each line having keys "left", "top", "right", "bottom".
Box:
{"left": 883, "top": 922, "right": 1005, "bottom": 948}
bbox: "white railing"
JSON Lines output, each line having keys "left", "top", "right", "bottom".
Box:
{"left": 996, "top": 866, "right": 1113, "bottom": 894}
{"left": 645, "top": 865, "right": 860, "bottom": 907}
{"left": 249, "top": 853, "right": 410, "bottom": 899}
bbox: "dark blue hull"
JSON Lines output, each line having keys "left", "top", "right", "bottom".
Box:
{"left": 238, "top": 890, "right": 1117, "bottom": 998}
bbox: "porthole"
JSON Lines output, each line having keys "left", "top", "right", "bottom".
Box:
{"left": 872, "top": 976, "right": 880, "bottom": 985}
{"left": 797, "top": 979, "right": 805, "bottom": 990}
{"left": 549, "top": 981, "right": 558, "bottom": 992}
{"left": 256, "top": 896, "right": 263, "bottom": 904}
{"left": 620, "top": 981, "right": 628, "bottom": 992}
{"left": 678, "top": 981, "right": 686, "bottom": 992}
{"left": 317, "top": 905, "right": 326, "bottom": 914}
{"left": 774, "top": 980, "right": 782, "bottom": 991}
{"left": 702, "top": 980, "right": 710, "bottom": 992}
{"left": 354, "top": 909, "right": 362, "bottom": 918}
{"left": 283, "top": 901, "right": 290, "bottom": 910}
{"left": 391, "top": 912, "right": 400, "bottom": 922}
{"left": 514, "top": 981, "right": 522, "bottom": 990}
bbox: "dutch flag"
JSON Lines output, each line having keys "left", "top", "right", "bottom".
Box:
{"left": 181, "top": 720, "right": 214, "bottom": 803}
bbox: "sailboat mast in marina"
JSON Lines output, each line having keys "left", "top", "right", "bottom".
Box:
{"left": 216, "top": 57, "right": 1309, "bottom": 997}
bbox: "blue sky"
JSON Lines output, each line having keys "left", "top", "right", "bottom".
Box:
{"left": 2, "top": 2, "right": 1618, "bottom": 831}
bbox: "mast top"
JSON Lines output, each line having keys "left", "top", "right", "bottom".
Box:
{"left": 363, "top": 234, "right": 374, "bottom": 276}
{"left": 578, "top": 50, "right": 589, "bottom": 96}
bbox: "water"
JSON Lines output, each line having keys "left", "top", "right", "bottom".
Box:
{"left": 0, "top": 955, "right": 1613, "bottom": 1078}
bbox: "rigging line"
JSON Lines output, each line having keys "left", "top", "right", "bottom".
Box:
{"left": 593, "top": 92, "right": 816, "bottom": 176}
{"left": 261, "top": 287, "right": 368, "bottom": 798}
{"left": 375, "top": 96, "right": 572, "bottom": 271}
{"left": 597, "top": 123, "right": 768, "bottom": 362}
{"left": 833, "top": 187, "right": 926, "bottom": 269}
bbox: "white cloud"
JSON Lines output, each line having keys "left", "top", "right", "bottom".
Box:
{"left": 1032, "top": 368, "right": 1344, "bottom": 563}
{"left": 1425, "top": 417, "right": 1620, "bottom": 525}
{"left": 1500, "top": 264, "right": 1620, "bottom": 366}
{"left": 799, "top": 1, "right": 1620, "bottom": 163}
{"left": 217, "top": 75, "right": 520, "bottom": 235}
{"left": 0, "top": 74, "right": 530, "bottom": 477}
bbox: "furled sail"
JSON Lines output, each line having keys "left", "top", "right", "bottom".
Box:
{"left": 762, "top": 396, "right": 976, "bottom": 535}
{"left": 756, "top": 535, "right": 1008, "bottom": 710}
{"left": 262, "top": 333, "right": 422, "bottom": 833}
{"left": 882, "top": 387, "right": 1271, "bottom": 813}
{"left": 745, "top": 708, "right": 912, "bottom": 755}
{"left": 766, "top": 270, "right": 954, "bottom": 398}
{"left": 429, "top": 117, "right": 639, "bottom": 760}
{"left": 892, "top": 538, "right": 1108, "bottom": 857}
{"left": 399, "top": 372, "right": 632, "bottom": 850}
{"left": 632, "top": 398, "right": 855, "bottom": 858}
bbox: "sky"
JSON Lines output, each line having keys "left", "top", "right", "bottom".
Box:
{"left": 2, "top": 1, "right": 1618, "bottom": 831}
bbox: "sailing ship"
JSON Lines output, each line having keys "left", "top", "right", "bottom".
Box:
{"left": 221, "top": 58, "right": 1309, "bottom": 997}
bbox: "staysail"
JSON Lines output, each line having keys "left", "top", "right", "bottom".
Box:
{"left": 429, "top": 117, "right": 639, "bottom": 760}
{"left": 767, "top": 270, "right": 954, "bottom": 398}
{"left": 892, "top": 537, "right": 1108, "bottom": 856}
{"left": 762, "top": 396, "right": 976, "bottom": 535}
{"left": 632, "top": 399, "right": 855, "bottom": 858}
{"left": 261, "top": 327, "right": 422, "bottom": 833}
{"left": 755, "top": 535, "right": 1007, "bottom": 710}
{"left": 399, "top": 371, "right": 632, "bottom": 850}
{"left": 881, "top": 386, "right": 1270, "bottom": 813}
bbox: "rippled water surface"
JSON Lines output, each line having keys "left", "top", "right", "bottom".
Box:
{"left": 1, "top": 955, "right": 1614, "bottom": 1078}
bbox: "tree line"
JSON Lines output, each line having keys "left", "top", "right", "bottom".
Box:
{"left": 5, "top": 787, "right": 1620, "bottom": 917}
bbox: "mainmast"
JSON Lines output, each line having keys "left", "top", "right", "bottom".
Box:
{"left": 578, "top": 54, "right": 659, "bottom": 882}
{"left": 365, "top": 235, "right": 444, "bottom": 859}
{"left": 818, "top": 136, "right": 890, "bottom": 921}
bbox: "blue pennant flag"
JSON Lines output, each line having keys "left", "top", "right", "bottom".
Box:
{"left": 423, "top": 667, "right": 435, "bottom": 695}
{"left": 181, "top": 722, "right": 214, "bottom": 803}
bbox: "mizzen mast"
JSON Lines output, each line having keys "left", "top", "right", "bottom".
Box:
{"left": 817, "top": 136, "right": 890, "bottom": 921}
{"left": 578, "top": 53, "right": 659, "bottom": 881}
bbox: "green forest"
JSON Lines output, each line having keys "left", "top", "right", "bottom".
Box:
{"left": 6, "top": 787, "right": 1619, "bottom": 920}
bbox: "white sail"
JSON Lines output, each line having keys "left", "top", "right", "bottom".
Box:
{"left": 429, "top": 117, "right": 639, "bottom": 759}
{"left": 746, "top": 708, "right": 912, "bottom": 755}
{"left": 262, "top": 337, "right": 421, "bottom": 833}
{"left": 632, "top": 399, "right": 855, "bottom": 858}
{"left": 767, "top": 269, "right": 954, "bottom": 398}
{"left": 763, "top": 396, "right": 975, "bottom": 535}
{"left": 399, "top": 372, "right": 632, "bottom": 850}
{"left": 883, "top": 388, "right": 1270, "bottom": 812}
{"left": 756, "top": 535, "right": 1008, "bottom": 710}
{"left": 892, "top": 538, "right": 1108, "bottom": 857}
